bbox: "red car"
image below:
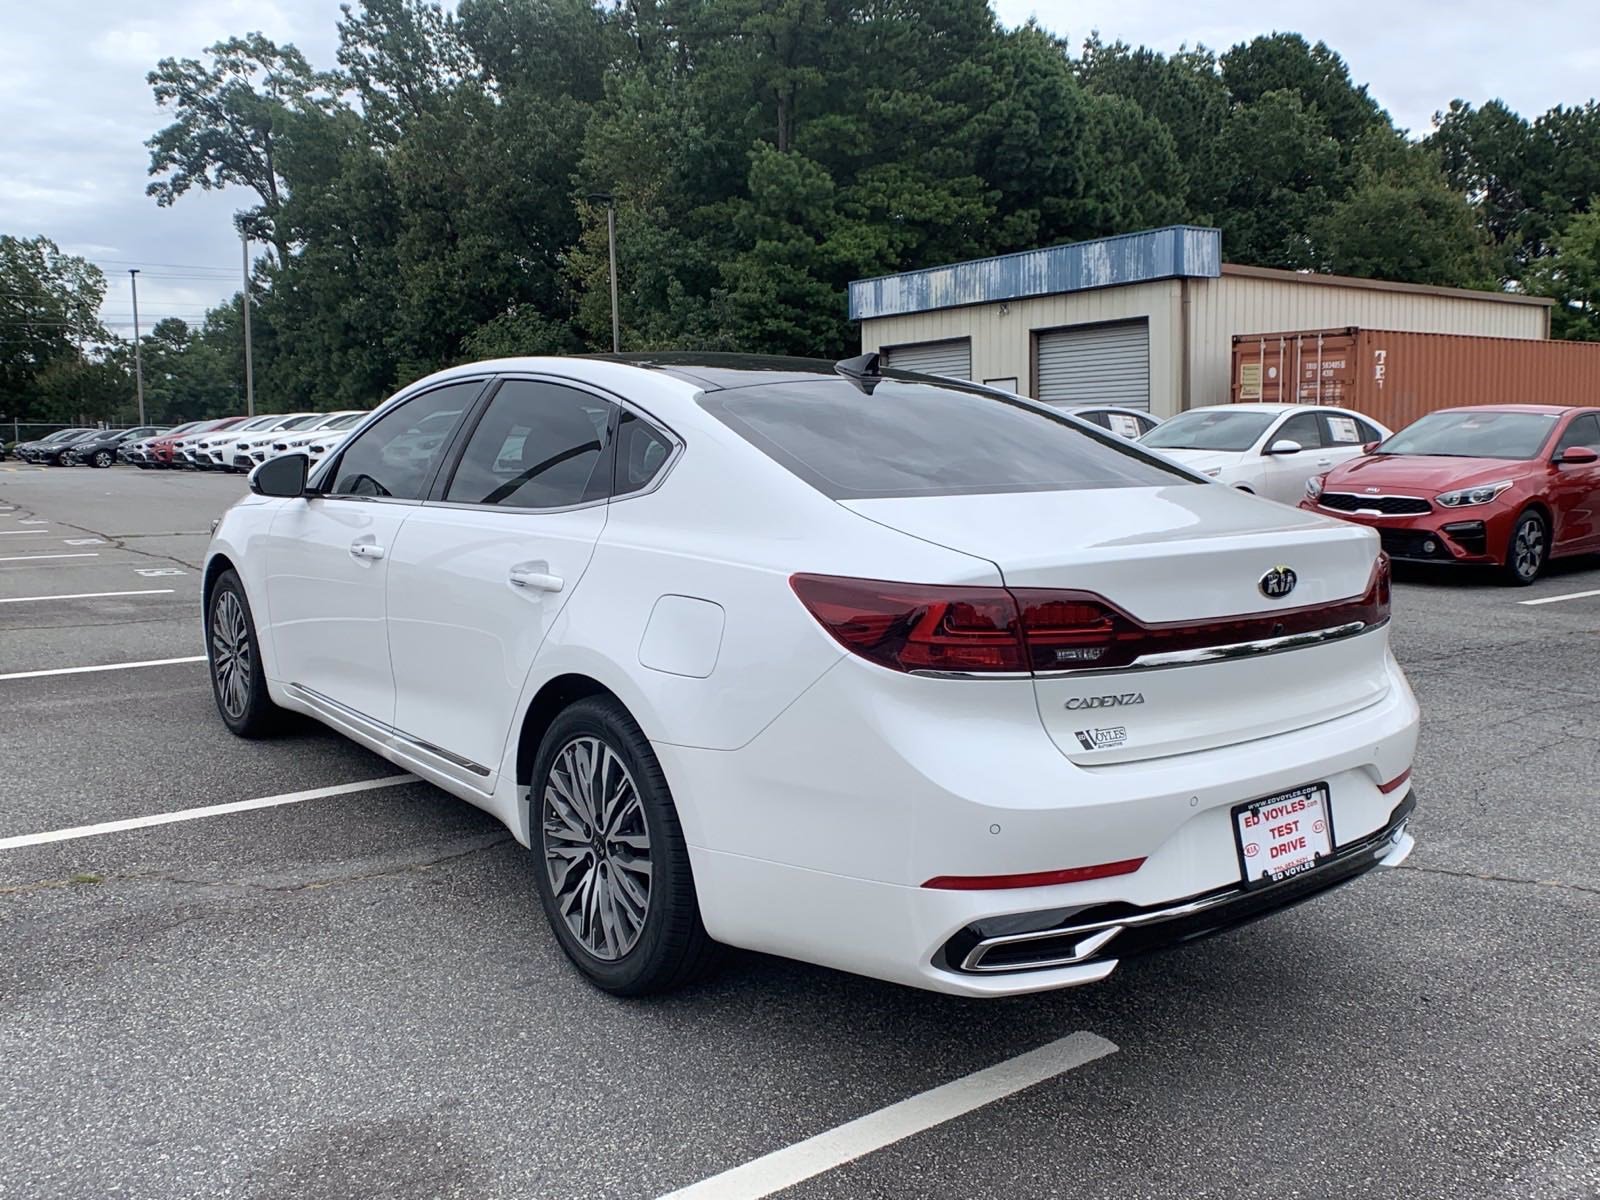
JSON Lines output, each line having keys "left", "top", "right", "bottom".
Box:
{"left": 1300, "top": 404, "right": 1600, "bottom": 585}
{"left": 146, "top": 416, "right": 242, "bottom": 468}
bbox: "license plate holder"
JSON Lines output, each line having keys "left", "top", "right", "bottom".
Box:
{"left": 1233, "top": 784, "right": 1335, "bottom": 889}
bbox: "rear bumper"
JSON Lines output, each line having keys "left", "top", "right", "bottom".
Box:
{"left": 666, "top": 651, "right": 1419, "bottom": 997}
{"left": 942, "top": 790, "right": 1414, "bottom": 975}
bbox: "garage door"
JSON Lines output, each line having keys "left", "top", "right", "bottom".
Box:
{"left": 882, "top": 339, "right": 972, "bottom": 379}
{"left": 1035, "top": 320, "right": 1150, "bottom": 410}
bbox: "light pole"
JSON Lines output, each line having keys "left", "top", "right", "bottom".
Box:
{"left": 588, "top": 192, "right": 620, "bottom": 353}
{"left": 241, "top": 233, "right": 255, "bottom": 416}
{"left": 129, "top": 270, "right": 146, "bottom": 425}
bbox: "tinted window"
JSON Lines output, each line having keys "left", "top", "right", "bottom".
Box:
{"left": 1143, "top": 409, "right": 1277, "bottom": 452}
{"left": 445, "top": 380, "right": 611, "bottom": 508}
{"left": 613, "top": 409, "right": 675, "bottom": 496}
{"left": 1555, "top": 413, "right": 1600, "bottom": 453}
{"left": 1275, "top": 412, "right": 1323, "bottom": 450}
{"left": 330, "top": 381, "right": 481, "bottom": 499}
{"left": 1075, "top": 410, "right": 1113, "bottom": 430}
{"left": 700, "top": 379, "right": 1191, "bottom": 500}
{"left": 1379, "top": 410, "right": 1560, "bottom": 460}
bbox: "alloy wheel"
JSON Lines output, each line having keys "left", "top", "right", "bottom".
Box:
{"left": 1512, "top": 516, "right": 1545, "bottom": 581}
{"left": 542, "top": 735, "right": 653, "bottom": 961}
{"left": 95, "top": 450, "right": 112, "bottom": 468}
{"left": 211, "top": 590, "right": 252, "bottom": 720}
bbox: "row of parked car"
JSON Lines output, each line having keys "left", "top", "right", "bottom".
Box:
{"left": 4, "top": 411, "right": 369, "bottom": 474}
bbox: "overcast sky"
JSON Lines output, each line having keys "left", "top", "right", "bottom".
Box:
{"left": 3, "top": 0, "right": 1597, "bottom": 335}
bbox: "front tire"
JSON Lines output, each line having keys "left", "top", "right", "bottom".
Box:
{"left": 93, "top": 450, "right": 113, "bottom": 468}
{"left": 1502, "top": 509, "right": 1547, "bottom": 586}
{"left": 530, "top": 697, "right": 721, "bottom": 995}
{"left": 206, "top": 569, "right": 281, "bottom": 736}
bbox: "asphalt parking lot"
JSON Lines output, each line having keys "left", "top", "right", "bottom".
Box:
{"left": 2, "top": 463, "right": 1597, "bottom": 1200}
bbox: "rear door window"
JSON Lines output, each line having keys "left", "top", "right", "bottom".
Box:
{"left": 443, "top": 380, "right": 613, "bottom": 509}
{"left": 1321, "top": 413, "right": 1367, "bottom": 445}
{"left": 700, "top": 378, "right": 1192, "bottom": 499}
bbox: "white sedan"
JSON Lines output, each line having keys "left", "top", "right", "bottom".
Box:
{"left": 205, "top": 355, "right": 1418, "bottom": 997}
{"left": 1141, "top": 403, "right": 1391, "bottom": 504}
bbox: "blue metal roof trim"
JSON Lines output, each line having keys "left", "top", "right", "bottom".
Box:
{"left": 847, "top": 226, "right": 1221, "bottom": 320}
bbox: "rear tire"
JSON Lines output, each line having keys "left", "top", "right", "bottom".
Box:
{"left": 530, "top": 697, "right": 722, "bottom": 995}
{"left": 206, "top": 570, "right": 282, "bottom": 737}
{"left": 1502, "top": 509, "right": 1547, "bottom": 586}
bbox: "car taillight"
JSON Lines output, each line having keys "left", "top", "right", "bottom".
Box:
{"left": 791, "top": 557, "right": 1391, "bottom": 677}
{"left": 788, "top": 575, "right": 1026, "bottom": 673}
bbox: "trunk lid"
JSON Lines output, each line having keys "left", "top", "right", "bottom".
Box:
{"left": 842, "top": 483, "right": 1391, "bottom": 765}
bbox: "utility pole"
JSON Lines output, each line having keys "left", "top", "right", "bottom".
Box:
{"left": 241, "top": 233, "right": 255, "bottom": 416}
{"left": 587, "top": 192, "right": 620, "bottom": 353}
{"left": 129, "top": 270, "right": 146, "bottom": 425}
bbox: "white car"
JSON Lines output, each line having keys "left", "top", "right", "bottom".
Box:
{"left": 205, "top": 355, "right": 1418, "bottom": 998}
{"left": 1141, "top": 404, "right": 1392, "bottom": 504}
{"left": 265, "top": 410, "right": 368, "bottom": 464}
{"left": 223, "top": 413, "right": 324, "bottom": 472}
{"left": 194, "top": 412, "right": 294, "bottom": 470}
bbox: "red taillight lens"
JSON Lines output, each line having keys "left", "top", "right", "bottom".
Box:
{"left": 791, "top": 555, "right": 1391, "bottom": 676}
{"left": 789, "top": 575, "right": 1025, "bottom": 673}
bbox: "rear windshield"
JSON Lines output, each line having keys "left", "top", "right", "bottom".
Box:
{"left": 1142, "top": 409, "right": 1277, "bottom": 452}
{"left": 1378, "top": 410, "right": 1560, "bottom": 460}
{"left": 699, "top": 378, "right": 1193, "bottom": 500}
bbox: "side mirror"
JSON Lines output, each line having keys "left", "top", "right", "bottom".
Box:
{"left": 1361, "top": 440, "right": 1381, "bottom": 455}
{"left": 250, "top": 452, "right": 309, "bottom": 497}
{"left": 1556, "top": 446, "right": 1599, "bottom": 465}
{"left": 1266, "top": 439, "right": 1303, "bottom": 456}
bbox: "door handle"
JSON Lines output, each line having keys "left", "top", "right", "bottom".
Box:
{"left": 1316, "top": 459, "right": 1334, "bottom": 468}
{"left": 509, "top": 564, "right": 564, "bottom": 592}
{"left": 349, "top": 542, "right": 385, "bottom": 560}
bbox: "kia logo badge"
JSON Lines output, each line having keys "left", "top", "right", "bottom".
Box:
{"left": 1259, "top": 566, "right": 1297, "bottom": 599}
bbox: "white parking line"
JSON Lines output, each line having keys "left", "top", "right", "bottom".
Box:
{"left": 1519, "top": 588, "right": 1600, "bottom": 606}
{"left": 0, "top": 774, "right": 417, "bottom": 851}
{"left": 0, "top": 552, "right": 98, "bottom": 563}
{"left": 0, "top": 654, "right": 204, "bottom": 680}
{"left": 0, "top": 529, "right": 46, "bottom": 536}
{"left": 0, "top": 588, "right": 175, "bottom": 605}
{"left": 658, "top": 1032, "right": 1119, "bottom": 1200}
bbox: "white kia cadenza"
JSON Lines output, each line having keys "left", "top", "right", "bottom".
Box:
{"left": 204, "top": 355, "right": 1418, "bottom": 997}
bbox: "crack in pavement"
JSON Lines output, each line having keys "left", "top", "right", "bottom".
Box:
{"left": 0, "top": 835, "right": 514, "bottom": 899}
{"left": 0, "top": 500, "right": 208, "bottom": 571}
{"left": 1396, "top": 860, "right": 1600, "bottom": 897}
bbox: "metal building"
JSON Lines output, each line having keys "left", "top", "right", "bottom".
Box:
{"left": 850, "top": 226, "right": 1552, "bottom": 418}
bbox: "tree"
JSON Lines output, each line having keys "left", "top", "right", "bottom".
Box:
{"left": 1431, "top": 99, "right": 1600, "bottom": 273}
{"left": 146, "top": 34, "right": 329, "bottom": 260}
{"left": 1079, "top": 36, "right": 1227, "bottom": 214}
{"left": 0, "top": 235, "right": 111, "bottom": 421}
{"left": 1220, "top": 33, "right": 1386, "bottom": 143}
{"left": 1526, "top": 208, "right": 1600, "bottom": 341}
{"left": 1203, "top": 90, "right": 1343, "bottom": 269}
{"left": 336, "top": 0, "right": 472, "bottom": 142}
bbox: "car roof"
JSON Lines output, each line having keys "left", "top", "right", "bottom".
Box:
{"left": 1425, "top": 403, "right": 1580, "bottom": 416}
{"left": 1184, "top": 403, "right": 1351, "bottom": 415}
{"left": 411, "top": 352, "right": 992, "bottom": 398}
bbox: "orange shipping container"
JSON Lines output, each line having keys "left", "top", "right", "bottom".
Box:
{"left": 1230, "top": 327, "right": 1600, "bottom": 431}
